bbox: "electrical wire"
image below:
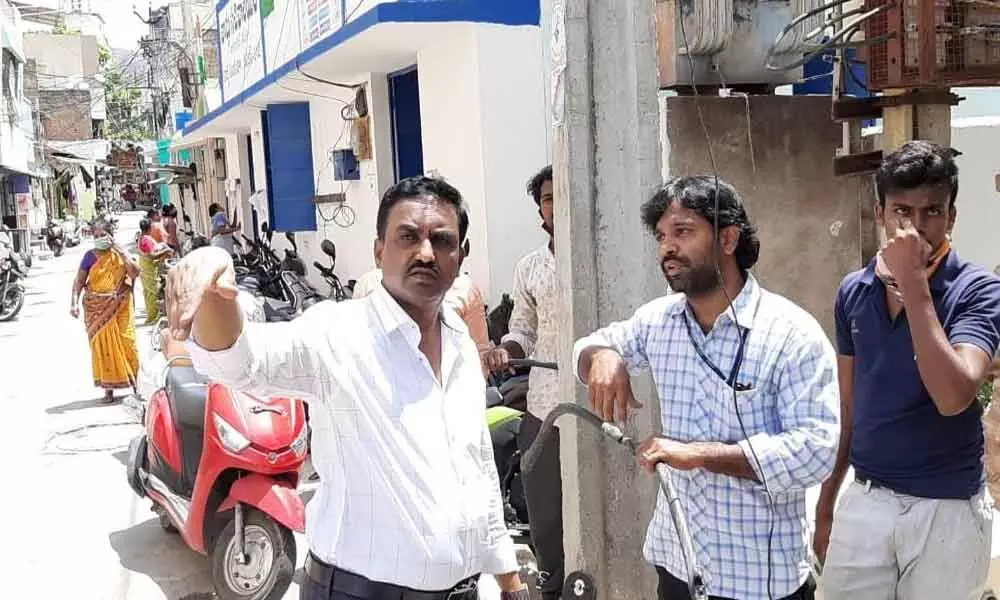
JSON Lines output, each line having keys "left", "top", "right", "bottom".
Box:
{"left": 765, "top": 0, "right": 893, "bottom": 72}
{"left": 677, "top": 7, "right": 774, "bottom": 599}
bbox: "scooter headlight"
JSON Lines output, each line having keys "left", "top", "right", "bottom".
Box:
{"left": 290, "top": 424, "right": 309, "bottom": 457}
{"left": 213, "top": 413, "right": 251, "bottom": 453}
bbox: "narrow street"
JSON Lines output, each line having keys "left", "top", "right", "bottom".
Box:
{"left": 0, "top": 211, "right": 262, "bottom": 599}
{"left": 0, "top": 211, "right": 521, "bottom": 599}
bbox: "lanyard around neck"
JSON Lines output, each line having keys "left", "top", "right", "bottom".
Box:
{"left": 680, "top": 293, "right": 763, "bottom": 389}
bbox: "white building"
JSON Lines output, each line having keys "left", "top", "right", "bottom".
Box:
{"left": 178, "top": 0, "right": 551, "bottom": 305}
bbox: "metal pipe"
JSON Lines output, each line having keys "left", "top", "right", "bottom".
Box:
{"left": 234, "top": 500, "right": 246, "bottom": 564}
{"left": 522, "top": 402, "right": 708, "bottom": 600}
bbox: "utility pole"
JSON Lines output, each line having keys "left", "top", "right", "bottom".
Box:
{"left": 552, "top": 0, "right": 662, "bottom": 597}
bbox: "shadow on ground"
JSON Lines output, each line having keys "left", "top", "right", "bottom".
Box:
{"left": 109, "top": 517, "right": 215, "bottom": 600}
{"left": 46, "top": 395, "right": 123, "bottom": 414}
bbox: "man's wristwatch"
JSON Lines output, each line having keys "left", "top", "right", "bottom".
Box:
{"left": 500, "top": 586, "right": 531, "bottom": 600}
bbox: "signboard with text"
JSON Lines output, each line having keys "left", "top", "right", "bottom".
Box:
{"left": 218, "top": 0, "right": 266, "bottom": 101}
{"left": 304, "top": 0, "right": 343, "bottom": 47}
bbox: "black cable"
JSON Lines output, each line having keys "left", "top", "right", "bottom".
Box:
{"left": 677, "top": 6, "right": 775, "bottom": 599}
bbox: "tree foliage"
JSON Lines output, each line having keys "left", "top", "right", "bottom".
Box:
{"left": 102, "top": 47, "right": 148, "bottom": 142}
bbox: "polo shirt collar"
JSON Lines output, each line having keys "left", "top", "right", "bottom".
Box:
{"left": 667, "top": 273, "right": 762, "bottom": 330}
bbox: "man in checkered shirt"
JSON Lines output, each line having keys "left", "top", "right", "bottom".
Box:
{"left": 573, "top": 176, "right": 839, "bottom": 600}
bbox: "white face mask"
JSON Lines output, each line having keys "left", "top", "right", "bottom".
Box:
{"left": 93, "top": 235, "right": 112, "bottom": 251}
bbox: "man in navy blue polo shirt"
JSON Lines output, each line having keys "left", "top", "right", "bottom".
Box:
{"left": 815, "top": 140, "right": 1000, "bottom": 599}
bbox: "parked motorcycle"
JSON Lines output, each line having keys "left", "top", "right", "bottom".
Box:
{"left": 125, "top": 354, "right": 308, "bottom": 600}
{"left": 44, "top": 219, "right": 65, "bottom": 256}
{"left": 62, "top": 216, "right": 82, "bottom": 247}
{"left": 181, "top": 215, "right": 210, "bottom": 255}
{"left": 312, "top": 239, "right": 351, "bottom": 301}
{"left": 486, "top": 357, "right": 554, "bottom": 548}
{"left": 235, "top": 223, "right": 323, "bottom": 322}
{"left": 0, "top": 228, "right": 27, "bottom": 322}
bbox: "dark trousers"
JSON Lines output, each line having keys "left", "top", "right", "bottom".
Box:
{"left": 300, "top": 577, "right": 365, "bottom": 600}
{"left": 299, "top": 562, "right": 478, "bottom": 600}
{"left": 656, "top": 567, "right": 816, "bottom": 600}
{"left": 518, "top": 412, "right": 565, "bottom": 598}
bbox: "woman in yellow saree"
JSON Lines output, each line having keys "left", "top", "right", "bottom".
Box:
{"left": 137, "top": 217, "right": 173, "bottom": 324}
{"left": 70, "top": 220, "right": 141, "bottom": 403}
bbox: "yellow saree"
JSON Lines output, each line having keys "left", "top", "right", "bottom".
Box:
{"left": 83, "top": 250, "right": 139, "bottom": 390}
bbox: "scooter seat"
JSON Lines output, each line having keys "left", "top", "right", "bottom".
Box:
{"left": 165, "top": 366, "right": 210, "bottom": 495}
{"left": 166, "top": 366, "right": 210, "bottom": 430}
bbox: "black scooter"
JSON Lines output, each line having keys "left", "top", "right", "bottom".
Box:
{"left": 44, "top": 220, "right": 64, "bottom": 257}
{"left": 0, "top": 229, "right": 27, "bottom": 322}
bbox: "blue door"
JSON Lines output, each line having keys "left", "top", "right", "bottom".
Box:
{"left": 388, "top": 67, "right": 424, "bottom": 181}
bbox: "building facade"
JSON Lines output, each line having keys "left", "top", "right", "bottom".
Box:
{"left": 178, "top": 0, "right": 551, "bottom": 305}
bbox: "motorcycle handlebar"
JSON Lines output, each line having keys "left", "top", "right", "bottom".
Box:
{"left": 508, "top": 358, "right": 557, "bottom": 370}
{"left": 522, "top": 401, "right": 708, "bottom": 600}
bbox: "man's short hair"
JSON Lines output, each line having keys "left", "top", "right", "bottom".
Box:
{"left": 527, "top": 165, "right": 553, "bottom": 206}
{"left": 875, "top": 140, "right": 959, "bottom": 207}
{"left": 376, "top": 176, "right": 469, "bottom": 242}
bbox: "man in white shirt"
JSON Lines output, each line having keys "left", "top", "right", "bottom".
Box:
{"left": 482, "top": 165, "right": 563, "bottom": 599}
{"left": 165, "top": 176, "right": 528, "bottom": 600}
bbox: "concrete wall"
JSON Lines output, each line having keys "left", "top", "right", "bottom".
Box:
{"left": 664, "top": 95, "right": 867, "bottom": 335}
{"left": 37, "top": 89, "right": 92, "bottom": 140}
{"left": 418, "top": 23, "right": 549, "bottom": 303}
{"left": 23, "top": 32, "right": 98, "bottom": 89}
{"left": 948, "top": 118, "right": 1000, "bottom": 273}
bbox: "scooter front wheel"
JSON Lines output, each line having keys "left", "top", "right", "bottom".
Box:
{"left": 211, "top": 508, "right": 296, "bottom": 600}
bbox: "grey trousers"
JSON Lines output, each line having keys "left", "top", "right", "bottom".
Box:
{"left": 822, "top": 480, "right": 993, "bottom": 600}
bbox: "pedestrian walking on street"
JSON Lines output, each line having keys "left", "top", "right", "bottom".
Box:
{"left": 162, "top": 204, "right": 180, "bottom": 254}
{"left": 208, "top": 203, "right": 238, "bottom": 256}
{"left": 70, "top": 219, "right": 141, "bottom": 404}
{"left": 166, "top": 176, "right": 530, "bottom": 600}
{"left": 146, "top": 207, "right": 168, "bottom": 245}
{"left": 137, "top": 218, "right": 173, "bottom": 325}
{"left": 816, "top": 141, "right": 1000, "bottom": 600}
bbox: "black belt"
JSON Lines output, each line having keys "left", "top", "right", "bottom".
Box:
{"left": 855, "top": 474, "right": 890, "bottom": 491}
{"left": 304, "top": 553, "right": 479, "bottom": 600}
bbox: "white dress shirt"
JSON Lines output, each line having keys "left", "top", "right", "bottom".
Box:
{"left": 186, "top": 284, "right": 518, "bottom": 590}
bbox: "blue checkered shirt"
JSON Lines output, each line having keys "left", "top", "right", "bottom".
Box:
{"left": 573, "top": 276, "right": 839, "bottom": 599}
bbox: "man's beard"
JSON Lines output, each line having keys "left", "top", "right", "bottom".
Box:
{"left": 662, "top": 259, "right": 720, "bottom": 297}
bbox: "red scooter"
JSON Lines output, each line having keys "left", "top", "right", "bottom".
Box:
{"left": 126, "top": 357, "right": 308, "bottom": 600}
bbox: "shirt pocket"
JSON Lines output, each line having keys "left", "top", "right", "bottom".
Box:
{"left": 714, "top": 387, "right": 778, "bottom": 443}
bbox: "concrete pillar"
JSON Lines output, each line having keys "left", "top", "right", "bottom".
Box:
{"left": 551, "top": 0, "right": 663, "bottom": 597}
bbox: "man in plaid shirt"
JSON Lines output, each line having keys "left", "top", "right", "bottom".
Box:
{"left": 573, "top": 176, "right": 839, "bottom": 600}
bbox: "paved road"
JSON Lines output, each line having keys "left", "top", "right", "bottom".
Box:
{"left": 0, "top": 211, "right": 526, "bottom": 600}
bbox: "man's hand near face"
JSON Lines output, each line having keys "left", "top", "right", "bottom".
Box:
{"left": 881, "top": 218, "right": 932, "bottom": 291}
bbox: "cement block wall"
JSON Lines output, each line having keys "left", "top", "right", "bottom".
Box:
{"left": 663, "top": 94, "right": 869, "bottom": 336}
{"left": 37, "top": 89, "right": 93, "bottom": 141}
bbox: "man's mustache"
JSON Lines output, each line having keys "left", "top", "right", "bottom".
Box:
{"left": 408, "top": 263, "right": 438, "bottom": 275}
{"left": 660, "top": 257, "right": 690, "bottom": 273}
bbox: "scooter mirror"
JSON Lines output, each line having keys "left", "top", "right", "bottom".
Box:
{"left": 320, "top": 239, "right": 336, "bottom": 260}
{"left": 284, "top": 231, "right": 297, "bottom": 250}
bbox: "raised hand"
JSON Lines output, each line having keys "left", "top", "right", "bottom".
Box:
{"left": 165, "top": 246, "right": 239, "bottom": 341}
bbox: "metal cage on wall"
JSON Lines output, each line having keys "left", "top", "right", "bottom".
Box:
{"left": 861, "top": 0, "right": 1000, "bottom": 90}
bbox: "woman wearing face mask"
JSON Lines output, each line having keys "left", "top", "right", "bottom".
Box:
{"left": 70, "top": 219, "right": 141, "bottom": 403}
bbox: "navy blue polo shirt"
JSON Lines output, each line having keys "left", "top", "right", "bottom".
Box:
{"left": 835, "top": 250, "right": 1000, "bottom": 499}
